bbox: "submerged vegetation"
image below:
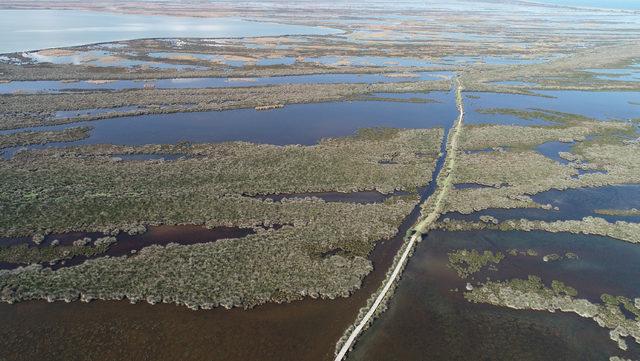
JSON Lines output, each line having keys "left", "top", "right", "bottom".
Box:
{"left": 442, "top": 111, "right": 640, "bottom": 215}
{"left": 447, "top": 249, "right": 504, "bottom": 278}
{"left": 437, "top": 218, "right": 640, "bottom": 245}
{"left": 465, "top": 276, "right": 640, "bottom": 351}
{"left": 0, "top": 4, "right": 639, "bottom": 360}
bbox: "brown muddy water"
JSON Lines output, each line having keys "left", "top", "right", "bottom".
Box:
{"left": 0, "top": 202, "right": 418, "bottom": 361}
{"left": 0, "top": 130, "right": 444, "bottom": 360}
{"left": 0, "top": 92, "right": 454, "bottom": 360}
{"left": 348, "top": 229, "right": 640, "bottom": 361}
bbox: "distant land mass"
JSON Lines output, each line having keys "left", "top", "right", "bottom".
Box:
{"left": 530, "top": 0, "right": 640, "bottom": 10}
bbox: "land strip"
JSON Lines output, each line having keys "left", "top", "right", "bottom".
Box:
{"left": 0, "top": 126, "right": 92, "bottom": 149}
{"left": 0, "top": 80, "right": 450, "bottom": 130}
{"left": 334, "top": 78, "right": 465, "bottom": 360}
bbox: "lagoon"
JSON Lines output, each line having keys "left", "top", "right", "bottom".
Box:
{"left": 349, "top": 229, "right": 640, "bottom": 360}
{"left": 1, "top": 95, "right": 457, "bottom": 157}
{"left": 0, "top": 10, "right": 340, "bottom": 54}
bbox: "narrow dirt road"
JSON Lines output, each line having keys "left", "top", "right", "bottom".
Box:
{"left": 333, "top": 77, "right": 465, "bottom": 361}
{"left": 413, "top": 76, "right": 464, "bottom": 234}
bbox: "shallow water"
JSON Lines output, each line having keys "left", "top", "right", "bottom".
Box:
{"left": 257, "top": 57, "right": 297, "bottom": 66}
{"left": 585, "top": 66, "right": 640, "bottom": 82}
{"left": 0, "top": 137, "right": 444, "bottom": 361}
{"left": 1, "top": 42, "right": 638, "bottom": 360}
{"left": 444, "top": 184, "right": 640, "bottom": 223}
{"left": 535, "top": 140, "right": 574, "bottom": 164}
{"left": 0, "top": 78, "right": 459, "bottom": 361}
{"left": 368, "top": 92, "right": 439, "bottom": 101}
{"left": 0, "top": 10, "right": 341, "bottom": 54}
{"left": 465, "top": 90, "right": 640, "bottom": 125}
{"left": 532, "top": 184, "right": 640, "bottom": 222}
{"left": 0, "top": 71, "right": 453, "bottom": 94}
{"left": 2, "top": 94, "right": 457, "bottom": 157}
{"left": 349, "top": 229, "right": 640, "bottom": 360}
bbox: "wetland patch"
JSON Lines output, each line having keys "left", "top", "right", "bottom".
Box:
{"left": 1, "top": 96, "right": 455, "bottom": 156}
{"left": 349, "top": 230, "right": 633, "bottom": 360}
{"left": 465, "top": 91, "right": 640, "bottom": 125}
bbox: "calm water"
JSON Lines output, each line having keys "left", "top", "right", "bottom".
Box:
{"left": 531, "top": 185, "right": 640, "bottom": 223}
{"left": 2, "top": 94, "right": 457, "bottom": 157}
{"left": 349, "top": 229, "right": 640, "bottom": 360}
{"left": 2, "top": 42, "right": 639, "bottom": 361}
{"left": 584, "top": 65, "right": 640, "bottom": 82}
{"left": 535, "top": 140, "right": 574, "bottom": 164}
{"left": 465, "top": 91, "right": 640, "bottom": 125}
{"left": 0, "top": 77, "right": 461, "bottom": 361}
{"left": 0, "top": 10, "right": 341, "bottom": 54}
{"left": 0, "top": 206, "right": 414, "bottom": 361}
{"left": 0, "top": 113, "right": 451, "bottom": 361}
{"left": 445, "top": 184, "right": 640, "bottom": 224}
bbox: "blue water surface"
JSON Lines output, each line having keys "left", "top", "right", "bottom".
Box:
{"left": 0, "top": 10, "right": 341, "bottom": 54}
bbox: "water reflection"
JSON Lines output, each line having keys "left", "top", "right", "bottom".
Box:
{"left": 465, "top": 91, "right": 640, "bottom": 125}
{"left": 2, "top": 95, "right": 457, "bottom": 157}
{"left": 445, "top": 184, "right": 640, "bottom": 224}
{"left": 0, "top": 10, "right": 341, "bottom": 53}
